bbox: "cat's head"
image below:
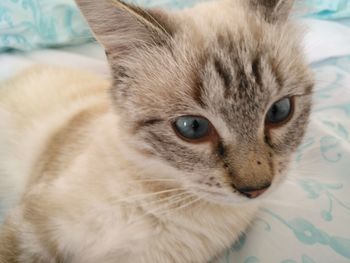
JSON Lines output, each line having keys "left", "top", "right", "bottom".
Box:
{"left": 76, "top": 0, "right": 313, "bottom": 203}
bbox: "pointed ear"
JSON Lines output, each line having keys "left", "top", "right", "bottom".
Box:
{"left": 250, "top": 0, "right": 295, "bottom": 23}
{"left": 74, "top": 0, "right": 173, "bottom": 55}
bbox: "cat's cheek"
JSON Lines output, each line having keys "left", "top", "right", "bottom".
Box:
{"left": 266, "top": 97, "right": 312, "bottom": 154}
{"left": 192, "top": 168, "right": 225, "bottom": 187}
{"left": 271, "top": 153, "right": 294, "bottom": 187}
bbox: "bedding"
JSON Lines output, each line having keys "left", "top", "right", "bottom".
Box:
{"left": 1, "top": 2, "right": 350, "bottom": 263}
{"left": 0, "top": 0, "right": 93, "bottom": 51}
{"left": 1, "top": 0, "right": 350, "bottom": 51}
{"left": 302, "top": 0, "right": 350, "bottom": 25}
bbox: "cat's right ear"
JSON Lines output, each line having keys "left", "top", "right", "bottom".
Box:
{"left": 249, "top": 0, "right": 295, "bottom": 23}
{"left": 74, "top": 0, "right": 174, "bottom": 56}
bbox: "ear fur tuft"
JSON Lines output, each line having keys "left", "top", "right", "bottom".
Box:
{"left": 249, "top": 0, "right": 295, "bottom": 23}
{"left": 74, "top": 0, "right": 174, "bottom": 54}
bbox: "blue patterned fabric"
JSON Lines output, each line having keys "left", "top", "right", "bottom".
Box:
{"left": 302, "top": 0, "right": 350, "bottom": 25}
{"left": 1, "top": 0, "right": 350, "bottom": 52}
{"left": 0, "top": 0, "right": 93, "bottom": 51}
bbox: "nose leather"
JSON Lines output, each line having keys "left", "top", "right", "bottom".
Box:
{"left": 238, "top": 184, "right": 270, "bottom": 199}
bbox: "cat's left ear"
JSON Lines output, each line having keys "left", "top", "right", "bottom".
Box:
{"left": 74, "top": 0, "right": 174, "bottom": 56}
{"left": 249, "top": 0, "right": 295, "bottom": 23}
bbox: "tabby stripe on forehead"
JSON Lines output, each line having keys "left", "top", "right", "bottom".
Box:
{"left": 252, "top": 58, "right": 262, "bottom": 86}
{"left": 192, "top": 69, "right": 206, "bottom": 107}
{"left": 270, "top": 58, "right": 284, "bottom": 89}
{"left": 214, "top": 58, "right": 232, "bottom": 89}
{"left": 234, "top": 58, "right": 250, "bottom": 92}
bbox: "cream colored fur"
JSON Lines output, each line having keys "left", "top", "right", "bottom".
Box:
{"left": 0, "top": 0, "right": 312, "bottom": 262}
{"left": 0, "top": 66, "right": 257, "bottom": 262}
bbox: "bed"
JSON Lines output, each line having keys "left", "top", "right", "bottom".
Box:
{"left": 1, "top": 1, "right": 350, "bottom": 262}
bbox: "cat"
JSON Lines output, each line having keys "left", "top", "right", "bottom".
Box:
{"left": 0, "top": 0, "right": 314, "bottom": 262}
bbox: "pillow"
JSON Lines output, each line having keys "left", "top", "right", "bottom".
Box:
{"left": 302, "top": 0, "right": 350, "bottom": 25}
{"left": 0, "top": 0, "right": 94, "bottom": 52}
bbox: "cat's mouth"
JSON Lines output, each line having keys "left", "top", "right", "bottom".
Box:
{"left": 191, "top": 182, "right": 273, "bottom": 204}
{"left": 190, "top": 186, "right": 254, "bottom": 204}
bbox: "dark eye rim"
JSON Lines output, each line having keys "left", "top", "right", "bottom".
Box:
{"left": 265, "top": 96, "right": 295, "bottom": 129}
{"left": 171, "top": 115, "right": 218, "bottom": 144}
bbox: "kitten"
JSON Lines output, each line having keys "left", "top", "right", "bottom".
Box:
{"left": 0, "top": 0, "right": 313, "bottom": 262}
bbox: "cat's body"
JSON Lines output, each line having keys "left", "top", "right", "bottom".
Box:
{"left": 0, "top": 66, "right": 256, "bottom": 262}
{"left": 0, "top": 0, "right": 313, "bottom": 262}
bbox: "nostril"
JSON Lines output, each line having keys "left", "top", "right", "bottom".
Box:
{"left": 238, "top": 184, "right": 271, "bottom": 199}
{"left": 257, "top": 161, "right": 262, "bottom": 165}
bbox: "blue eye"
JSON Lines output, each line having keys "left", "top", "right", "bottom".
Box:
{"left": 266, "top": 97, "right": 293, "bottom": 125}
{"left": 173, "top": 116, "right": 213, "bottom": 141}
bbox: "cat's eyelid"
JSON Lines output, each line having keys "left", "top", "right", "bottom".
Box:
{"left": 294, "top": 91, "right": 313, "bottom": 97}
{"left": 286, "top": 85, "right": 314, "bottom": 98}
{"left": 286, "top": 92, "right": 312, "bottom": 99}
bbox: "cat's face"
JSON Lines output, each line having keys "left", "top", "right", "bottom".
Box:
{"left": 76, "top": 0, "right": 313, "bottom": 203}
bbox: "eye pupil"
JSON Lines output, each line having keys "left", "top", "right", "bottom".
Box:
{"left": 174, "top": 116, "right": 212, "bottom": 141}
{"left": 271, "top": 105, "right": 278, "bottom": 115}
{"left": 192, "top": 120, "right": 199, "bottom": 130}
{"left": 266, "top": 97, "right": 292, "bottom": 125}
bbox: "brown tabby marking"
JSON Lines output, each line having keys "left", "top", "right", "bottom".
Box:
{"left": 29, "top": 105, "right": 107, "bottom": 186}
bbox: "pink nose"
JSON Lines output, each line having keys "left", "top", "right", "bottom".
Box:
{"left": 239, "top": 185, "right": 270, "bottom": 199}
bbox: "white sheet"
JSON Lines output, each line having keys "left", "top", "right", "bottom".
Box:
{"left": 0, "top": 42, "right": 109, "bottom": 80}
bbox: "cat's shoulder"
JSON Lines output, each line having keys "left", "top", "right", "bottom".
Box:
{"left": 0, "top": 65, "right": 110, "bottom": 120}
{"left": 1, "top": 65, "right": 109, "bottom": 95}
